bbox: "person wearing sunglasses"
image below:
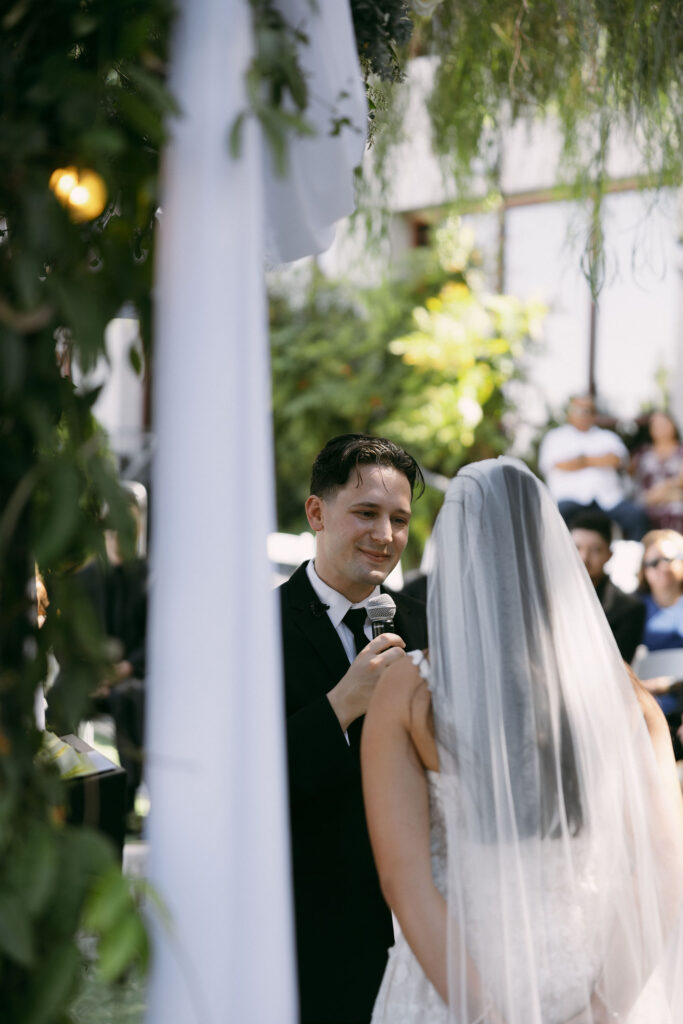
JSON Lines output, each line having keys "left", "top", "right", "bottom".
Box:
{"left": 638, "top": 528, "right": 683, "bottom": 758}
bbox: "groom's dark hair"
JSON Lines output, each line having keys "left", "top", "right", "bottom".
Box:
{"left": 310, "top": 434, "right": 424, "bottom": 501}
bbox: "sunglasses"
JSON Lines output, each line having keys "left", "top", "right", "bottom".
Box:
{"left": 643, "top": 555, "right": 683, "bottom": 570}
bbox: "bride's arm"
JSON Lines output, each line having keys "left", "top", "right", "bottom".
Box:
{"left": 361, "top": 657, "right": 449, "bottom": 1001}
{"left": 361, "top": 659, "right": 506, "bottom": 1024}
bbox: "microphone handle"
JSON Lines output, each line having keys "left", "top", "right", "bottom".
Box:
{"left": 372, "top": 619, "right": 395, "bottom": 638}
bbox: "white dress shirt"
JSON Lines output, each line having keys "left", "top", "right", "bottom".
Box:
{"left": 538, "top": 424, "right": 628, "bottom": 508}
{"left": 305, "top": 559, "right": 379, "bottom": 662}
{"left": 306, "top": 560, "right": 380, "bottom": 746}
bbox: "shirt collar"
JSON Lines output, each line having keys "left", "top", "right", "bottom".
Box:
{"left": 305, "top": 560, "right": 380, "bottom": 629}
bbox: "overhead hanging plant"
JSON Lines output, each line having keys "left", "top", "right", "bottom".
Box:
{"left": 370, "top": 1, "right": 683, "bottom": 291}
{"left": 416, "top": 0, "right": 682, "bottom": 186}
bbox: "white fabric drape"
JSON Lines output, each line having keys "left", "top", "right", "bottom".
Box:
{"left": 263, "top": 0, "right": 367, "bottom": 263}
{"left": 146, "top": 2, "right": 365, "bottom": 1022}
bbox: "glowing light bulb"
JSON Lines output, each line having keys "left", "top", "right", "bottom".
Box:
{"left": 49, "top": 166, "right": 107, "bottom": 222}
{"left": 49, "top": 167, "right": 79, "bottom": 200}
{"left": 69, "top": 185, "right": 89, "bottom": 206}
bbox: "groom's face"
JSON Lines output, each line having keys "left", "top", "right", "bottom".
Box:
{"left": 305, "top": 464, "right": 412, "bottom": 603}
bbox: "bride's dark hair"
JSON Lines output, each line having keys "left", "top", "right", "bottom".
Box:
{"left": 501, "top": 465, "right": 583, "bottom": 839}
{"left": 432, "top": 461, "right": 583, "bottom": 842}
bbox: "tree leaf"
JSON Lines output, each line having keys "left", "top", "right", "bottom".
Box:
{"left": 229, "top": 111, "right": 246, "bottom": 159}
{"left": 128, "top": 343, "right": 142, "bottom": 376}
{"left": 97, "top": 910, "right": 148, "bottom": 983}
{"left": 82, "top": 865, "right": 132, "bottom": 934}
{"left": 0, "top": 891, "right": 35, "bottom": 966}
{"left": 33, "top": 461, "right": 82, "bottom": 566}
{"left": 23, "top": 942, "right": 81, "bottom": 1024}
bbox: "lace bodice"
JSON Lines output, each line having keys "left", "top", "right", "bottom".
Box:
{"left": 372, "top": 770, "right": 604, "bottom": 1023}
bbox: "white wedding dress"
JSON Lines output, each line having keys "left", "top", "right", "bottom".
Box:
{"left": 370, "top": 656, "right": 674, "bottom": 1024}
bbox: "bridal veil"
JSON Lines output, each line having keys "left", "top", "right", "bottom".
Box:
{"left": 428, "top": 457, "right": 683, "bottom": 1024}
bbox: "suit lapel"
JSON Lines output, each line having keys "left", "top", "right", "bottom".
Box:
{"left": 387, "top": 589, "right": 426, "bottom": 652}
{"left": 282, "top": 563, "right": 350, "bottom": 690}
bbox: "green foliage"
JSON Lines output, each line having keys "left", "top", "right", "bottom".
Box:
{"left": 0, "top": 1, "right": 173, "bottom": 1018}
{"left": 351, "top": 0, "right": 414, "bottom": 83}
{"left": 415, "top": 0, "right": 683, "bottom": 184}
{"left": 232, "top": 0, "right": 316, "bottom": 176}
{"left": 368, "top": 1, "right": 683, "bottom": 291}
{"left": 234, "top": 0, "right": 415, "bottom": 173}
{"left": 271, "top": 218, "right": 544, "bottom": 565}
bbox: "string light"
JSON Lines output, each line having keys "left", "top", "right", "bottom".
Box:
{"left": 49, "top": 167, "right": 107, "bottom": 222}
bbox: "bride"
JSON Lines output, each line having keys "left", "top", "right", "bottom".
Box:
{"left": 362, "top": 457, "right": 683, "bottom": 1024}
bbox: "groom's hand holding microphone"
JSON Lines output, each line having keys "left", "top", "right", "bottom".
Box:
{"left": 328, "top": 596, "right": 405, "bottom": 733}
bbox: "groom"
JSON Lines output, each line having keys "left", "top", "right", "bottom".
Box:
{"left": 280, "top": 434, "right": 428, "bottom": 1024}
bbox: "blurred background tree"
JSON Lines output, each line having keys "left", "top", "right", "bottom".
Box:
{"left": 271, "top": 217, "right": 545, "bottom": 565}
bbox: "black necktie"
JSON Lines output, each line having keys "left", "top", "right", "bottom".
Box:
{"left": 342, "top": 608, "right": 368, "bottom": 752}
{"left": 342, "top": 608, "right": 369, "bottom": 659}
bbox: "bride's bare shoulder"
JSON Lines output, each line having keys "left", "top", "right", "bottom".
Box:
{"left": 372, "top": 652, "right": 426, "bottom": 712}
{"left": 370, "top": 653, "right": 439, "bottom": 771}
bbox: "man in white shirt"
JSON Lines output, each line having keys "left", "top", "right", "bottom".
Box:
{"left": 539, "top": 394, "right": 649, "bottom": 539}
{"left": 279, "top": 434, "right": 428, "bottom": 1024}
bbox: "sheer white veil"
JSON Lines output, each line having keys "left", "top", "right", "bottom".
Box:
{"left": 428, "top": 457, "right": 683, "bottom": 1024}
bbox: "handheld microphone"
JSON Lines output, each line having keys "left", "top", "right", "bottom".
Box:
{"left": 367, "top": 594, "right": 397, "bottom": 638}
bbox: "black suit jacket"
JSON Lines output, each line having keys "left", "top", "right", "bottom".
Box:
{"left": 280, "top": 562, "right": 428, "bottom": 1024}
{"left": 595, "top": 576, "right": 645, "bottom": 663}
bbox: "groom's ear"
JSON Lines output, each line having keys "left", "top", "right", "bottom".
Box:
{"left": 305, "top": 495, "right": 325, "bottom": 533}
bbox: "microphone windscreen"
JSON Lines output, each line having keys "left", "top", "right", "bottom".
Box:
{"left": 366, "top": 593, "right": 397, "bottom": 623}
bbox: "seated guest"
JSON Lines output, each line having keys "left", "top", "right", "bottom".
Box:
{"left": 538, "top": 394, "right": 649, "bottom": 539}
{"left": 637, "top": 528, "right": 683, "bottom": 759}
{"left": 569, "top": 510, "right": 645, "bottom": 662}
{"left": 631, "top": 410, "right": 683, "bottom": 533}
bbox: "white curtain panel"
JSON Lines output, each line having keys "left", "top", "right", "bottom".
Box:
{"left": 146, "top": 1, "right": 365, "bottom": 1022}
{"left": 264, "top": 0, "right": 367, "bottom": 263}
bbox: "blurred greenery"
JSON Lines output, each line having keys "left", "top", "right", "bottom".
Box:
{"left": 1, "top": 2, "right": 172, "bottom": 1019}
{"left": 417, "top": 0, "right": 683, "bottom": 188}
{"left": 69, "top": 964, "right": 145, "bottom": 1024}
{"left": 270, "top": 217, "right": 545, "bottom": 567}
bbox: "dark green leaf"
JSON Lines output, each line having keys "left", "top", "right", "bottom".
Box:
{"left": 128, "top": 344, "right": 142, "bottom": 375}
{"left": 0, "top": 891, "right": 35, "bottom": 966}
{"left": 34, "top": 461, "right": 82, "bottom": 566}
{"left": 229, "top": 111, "right": 247, "bottom": 159}
{"left": 23, "top": 942, "right": 81, "bottom": 1024}
{"left": 119, "top": 62, "right": 180, "bottom": 117}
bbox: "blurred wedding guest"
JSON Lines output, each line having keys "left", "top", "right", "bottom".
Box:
{"left": 637, "top": 528, "right": 683, "bottom": 758}
{"left": 570, "top": 510, "right": 645, "bottom": 662}
{"left": 539, "top": 394, "right": 649, "bottom": 539}
{"left": 48, "top": 488, "right": 148, "bottom": 816}
{"left": 631, "top": 410, "right": 683, "bottom": 533}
